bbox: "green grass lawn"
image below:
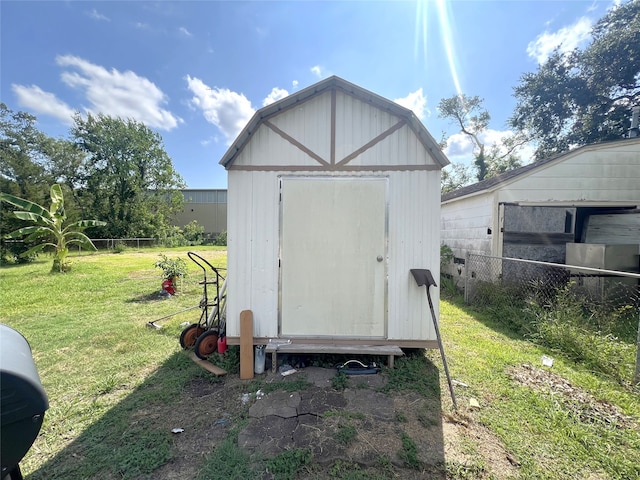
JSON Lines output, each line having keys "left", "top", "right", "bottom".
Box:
{"left": 437, "top": 298, "right": 640, "bottom": 479}
{"left": 1, "top": 247, "right": 227, "bottom": 478}
{"left": 1, "top": 248, "right": 638, "bottom": 479}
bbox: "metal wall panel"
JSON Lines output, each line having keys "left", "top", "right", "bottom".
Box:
{"left": 334, "top": 90, "right": 398, "bottom": 162}
{"left": 270, "top": 93, "right": 332, "bottom": 161}
{"left": 226, "top": 171, "right": 280, "bottom": 338}
{"left": 227, "top": 169, "right": 442, "bottom": 342}
{"left": 386, "top": 170, "right": 441, "bottom": 340}
{"left": 497, "top": 145, "right": 640, "bottom": 205}
{"left": 232, "top": 124, "right": 322, "bottom": 168}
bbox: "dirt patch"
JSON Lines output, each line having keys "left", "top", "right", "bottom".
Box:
{"left": 507, "top": 364, "right": 636, "bottom": 429}
{"left": 148, "top": 367, "right": 520, "bottom": 480}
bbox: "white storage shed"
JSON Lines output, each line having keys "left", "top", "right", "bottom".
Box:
{"left": 441, "top": 138, "right": 640, "bottom": 279}
{"left": 220, "top": 76, "right": 449, "bottom": 354}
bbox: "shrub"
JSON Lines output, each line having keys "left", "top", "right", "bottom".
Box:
{"left": 212, "top": 230, "right": 227, "bottom": 246}
{"left": 154, "top": 254, "right": 188, "bottom": 281}
{"left": 183, "top": 220, "right": 204, "bottom": 246}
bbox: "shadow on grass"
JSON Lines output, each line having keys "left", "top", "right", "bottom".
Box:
{"left": 126, "top": 291, "right": 171, "bottom": 303}
{"left": 27, "top": 351, "right": 223, "bottom": 480}
{"left": 27, "top": 350, "right": 447, "bottom": 479}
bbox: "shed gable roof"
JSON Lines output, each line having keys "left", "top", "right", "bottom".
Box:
{"left": 219, "top": 76, "right": 449, "bottom": 170}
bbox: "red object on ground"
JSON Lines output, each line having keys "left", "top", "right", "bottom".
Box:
{"left": 162, "top": 279, "right": 176, "bottom": 295}
{"left": 217, "top": 336, "right": 227, "bottom": 354}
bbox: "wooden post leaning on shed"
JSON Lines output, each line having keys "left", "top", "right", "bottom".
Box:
{"left": 240, "top": 310, "right": 254, "bottom": 380}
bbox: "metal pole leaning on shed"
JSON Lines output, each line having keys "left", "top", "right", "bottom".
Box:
{"left": 410, "top": 269, "right": 458, "bottom": 410}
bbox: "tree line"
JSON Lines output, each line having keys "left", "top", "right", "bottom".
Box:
{"left": 440, "top": 0, "right": 639, "bottom": 193}
{"left": 1, "top": 106, "right": 185, "bottom": 262}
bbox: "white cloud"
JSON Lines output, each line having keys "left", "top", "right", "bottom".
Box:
{"left": 444, "top": 129, "right": 535, "bottom": 165}
{"left": 186, "top": 75, "right": 255, "bottom": 144}
{"left": 179, "top": 27, "right": 192, "bottom": 37}
{"left": 86, "top": 9, "right": 109, "bottom": 21}
{"left": 394, "top": 88, "right": 428, "bottom": 120}
{"left": 12, "top": 84, "right": 76, "bottom": 125}
{"left": 444, "top": 132, "right": 475, "bottom": 158}
{"left": 292, "top": 80, "right": 299, "bottom": 89}
{"left": 527, "top": 17, "right": 592, "bottom": 64}
{"left": 55, "top": 55, "right": 180, "bottom": 130}
{"left": 310, "top": 65, "right": 323, "bottom": 77}
{"left": 262, "top": 87, "right": 289, "bottom": 107}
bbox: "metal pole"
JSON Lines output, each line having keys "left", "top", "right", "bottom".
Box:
{"left": 464, "top": 251, "right": 470, "bottom": 303}
{"left": 425, "top": 283, "right": 458, "bottom": 410}
{"left": 635, "top": 309, "right": 640, "bottom": 386}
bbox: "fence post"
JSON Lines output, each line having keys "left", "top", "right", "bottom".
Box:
{"left": 633, "top": 309, "right": 640, "bottom": 385}
{"left": 464, "top": 252, "right": 470, "bottom": 303}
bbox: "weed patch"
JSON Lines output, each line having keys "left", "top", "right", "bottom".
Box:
{"left": 197, "top": 436, "right": 257, "bottom": 480}
{"left": 266, "top": 448, "right": 311, "bottom": 480}
{"left": 332, "top": 371, "right": 348, "bottom": 391}
{"left": 398, "top": 432, "right": 420, "bottom": 469}
{"left": 335, "top": 424, "right": 358, "bottom": 445}
{"left": 382, "top": 353, "right": 440, "bottom": 397}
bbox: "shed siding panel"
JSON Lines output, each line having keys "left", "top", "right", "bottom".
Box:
{"left": 497, "top": 146, "right": 640, "bottom": 204}
{"left": 228, "top": 169, "right": 441, "bottom": 343}
{"left": 269, "top": 92, "right": 332, "bottom": 161}
{"left": 334, "top": 90, "right": 399, "bottom": 162}
{"left": 226, "top": 172, "right": 252, "bottom": 338}
{"left": 233, "top": 124, "right": 323, "bottom": 168}
{"left": 226, "top": 171, "right": 280, "bottom": 338}
{"left": 346, "top": 125, "right": 435, "bottom": 168}
{"left": 387, "top": 170, "right": 440, "bottom": 340}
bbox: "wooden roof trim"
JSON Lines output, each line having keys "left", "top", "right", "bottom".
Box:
{"left": 227, "top": 164, "right": 441, "bottom": 172}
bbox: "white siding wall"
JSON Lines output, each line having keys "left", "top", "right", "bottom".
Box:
{"left": 441, "top": 193, "right": 494, "bottom": 258}
{"left": 497, "top": 143, "right": 640, "bottom": 204}
{"left": 440, "top": 193, "right": 494, "bottom": 280}
{"left": 387, "top": 170, "right": 441, "bottom": 341}
{"left": 227, "top": 170, "right": 441, "bottom": 342}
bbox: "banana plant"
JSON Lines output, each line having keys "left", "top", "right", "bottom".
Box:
{"left": 0, "top": 184, "right": 106, "bottom": 272}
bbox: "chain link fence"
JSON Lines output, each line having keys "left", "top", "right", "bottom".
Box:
{"left": 465, "top": 253, "right": 640, "bottom": 309}
{"left": 88, "top": 238, "right": 158, "bottom": 250}
{"left": 464, "top": 253, "right": 640, "bottom": 385}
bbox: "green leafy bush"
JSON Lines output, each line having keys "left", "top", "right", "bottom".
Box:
{"left": 182, "top": 220, "right": 204, "bottom": 245}
{"left": 212, "top": 230, "right": 227, "bottom": 246}
{"left": 154, "top": 254, "right": 187, "bottom": 281}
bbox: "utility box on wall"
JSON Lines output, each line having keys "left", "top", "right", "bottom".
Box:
{"left": 220, "top": 76, "right": 449, "bottom": 348}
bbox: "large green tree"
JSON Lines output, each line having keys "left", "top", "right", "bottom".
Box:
{"left": 72, "top": 114, "right": 185, "bottom": 238}
{"left": 510, "top": 0, "right": 640, "bottom": 159}
{"left": 438, "top": 94, "right": 525, "bottom": 182}
{"left": 0, "top": 103, "right": 52, "bottom": 202}
{"left": 1, "top": 104, "right": 57, "bottom": 260}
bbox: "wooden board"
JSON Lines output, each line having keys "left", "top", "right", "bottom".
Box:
{"left": 240, "top": 310, "right": 254, "bottom": 380}
{"left": 189, "top": 352, "right": 227, "bottom": 376}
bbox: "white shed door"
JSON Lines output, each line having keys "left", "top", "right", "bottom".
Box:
{"left": 280, "top": 178, "right": 387, "bottom": 338}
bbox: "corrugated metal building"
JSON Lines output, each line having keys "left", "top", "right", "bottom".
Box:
{"left": 220, "top": 76, "right": 449, "bottom": 349}
{"left": 440, "top": 137, "right": 640, "bottom": 279}
{"left": 172, "top": 189, "right": 227, "bottom": 237}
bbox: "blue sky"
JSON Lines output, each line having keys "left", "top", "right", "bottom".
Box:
{"left": 1, "top": 0, "right": 619, "bottom": 188}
